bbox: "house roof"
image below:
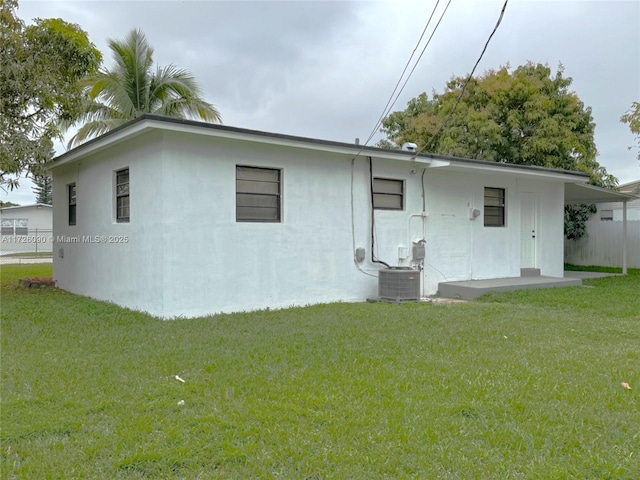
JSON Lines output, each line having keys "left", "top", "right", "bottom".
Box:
{"left": 564, "top": 183, "right": 638, "bottom": 204}
{"left": 619, "top": 180, "right": 640, "bottom": 194}
{"left": 50, "top": 114, "right": 593, "bottom": 183}
{"left": 0, "top": 203, "right": 52, "bottom": 212}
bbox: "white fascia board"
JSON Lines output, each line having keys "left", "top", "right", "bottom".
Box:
{"left": 152, "top": 119, "right": 425, "bottom": 163}
{"left": 48, "top": 122, "right": 155, "bottom": 170}
{"left": 48, "top": 117, "right": 592, "bottom": 185}
{"left": 424, "top": 159, "right": 451, "bottom": 168}
{"left": 433, "top": 161, "right": 589, "bottom": 183}
{"left": 1, "top": 203, "right": 52, "bottom": 211}
{"left": 49, "top": 118, "right": 423, "bottom": 168}
{"left": 143, "top": 121, "right": 591, "bottom": 182}
{"left": 565, "top": 183, "right": 638, "bottom": 204}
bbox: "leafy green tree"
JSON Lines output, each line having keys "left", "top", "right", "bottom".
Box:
{"left": 381, "top": 62, "right": 616, "bottom": 188}
{"left": 381, "top": 62, "right": 618, "bottom": 240}
{"left": 620, "top": 101, "right": 640, "bottom": 161}
{"left": 68, "top": 28, "right": 221, "bottom": 147}
{"left": 0, "top": 201, "right": 19, "bottom": 208}
{"left": 564, "top": 204, "right": 597, "bottom": 240}
{"left": 0, "top": 0, "right": 102, "bottom": 189}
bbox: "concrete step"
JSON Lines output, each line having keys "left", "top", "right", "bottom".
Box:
{"left": 520, "top": 268, "right": 541, "bottom": 277}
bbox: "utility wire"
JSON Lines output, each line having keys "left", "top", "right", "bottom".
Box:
{"left": 349, "top": 0, "right": 453, "bottom": 273}
{"left": 418, "top": 0, "right": 509, "bottom": 156}
{"left": 361, "top": 0, "right": 444, "bottom": 148}
{"left": 363, "top": 0, "right": 454, "bottom": 149}
{"left": 375, "top": 0, "right": 454, "bottom": 146}
{"left": 350, "top": 0, "right": 452, "bottom": 159}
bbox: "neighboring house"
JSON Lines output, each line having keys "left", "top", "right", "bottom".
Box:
{"left": 595, "top": 180, "right": 640, "bottom": 222}
{"left": 48, "top": 115, "right": 626, "bottom": 318}
{"left": 565, "top": 179, "right": 640, "bottom": 268}
{"left": 0, "top": 203, "right": 53, "bottom": 255}
{"left": 620, "top": 180, "right": 640, "bottom": 194}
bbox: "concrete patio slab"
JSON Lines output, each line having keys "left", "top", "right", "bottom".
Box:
{"left": 438, "top": 275, "right": 582, "bottom": 301}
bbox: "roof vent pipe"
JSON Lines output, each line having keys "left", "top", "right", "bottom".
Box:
{"left": 402, "top": 142, "right": 417, "bottom": 152}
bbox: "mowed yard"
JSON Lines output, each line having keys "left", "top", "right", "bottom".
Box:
{"left": 1, "top": 264, "right": 639, "bottom": 479}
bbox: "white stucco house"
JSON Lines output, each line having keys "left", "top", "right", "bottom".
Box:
{"left": 1, "top": 203, "right": 53, "bottom": 255}
{"left": 48, "top": 115, "right": 630, "bottom": 318}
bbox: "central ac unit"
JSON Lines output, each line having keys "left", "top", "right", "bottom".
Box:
{"left": 378, "top": 267, "right": 420, "bottom": 302}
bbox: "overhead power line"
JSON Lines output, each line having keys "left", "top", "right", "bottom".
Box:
{"left": 357, "top": 0, "right": 453, "bottom": 153}
{"left": 419, "top": 0, "right": 509, "bottom": 155}
{"left": 378, "top": 0, "right": 454, "bottom": 143}
{"left": 368, "top": 0, "right": 442, "bottom": 136}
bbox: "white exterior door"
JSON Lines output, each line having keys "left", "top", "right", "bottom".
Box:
{"left": 521, "top": 192, "right": 537, "bottom": 268}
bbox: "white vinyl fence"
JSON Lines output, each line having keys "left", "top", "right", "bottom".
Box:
{"left": 564, "top": 220, "right": 640, "bottom": 268}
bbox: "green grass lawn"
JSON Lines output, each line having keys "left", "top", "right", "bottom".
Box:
{"left": 564, "top": 263, "right": 624, "bottom": 274}
{"left": 1, "top": 264, "right": 639, "bottom": 479}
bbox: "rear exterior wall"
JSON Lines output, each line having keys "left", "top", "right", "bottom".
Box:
{"left": 52, "top": 130, "right": 566, "bottom": 317}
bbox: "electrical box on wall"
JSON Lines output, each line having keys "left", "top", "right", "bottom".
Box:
{"left": 412, "top": 242, "right": 425, "bottom": 261}
{"left": 355, "top": 247, "right": 365, "bottom": 263}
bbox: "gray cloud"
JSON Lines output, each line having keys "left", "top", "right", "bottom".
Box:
{"left": 4, "top": 0, "right": 638, "bottom": 204}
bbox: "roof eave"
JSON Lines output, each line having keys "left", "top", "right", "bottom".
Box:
{"left": 0, "top": 203, "right": 53, "bottom": 211}
{"left": 48, "top": 115, "right": 591, "bottom": 183}
{"left": 565, "top": 183, "right": 638, "bottom": 204}
{"left": 423, "top": 159, "right": 589, "bottom": 183}
{"left": 48, "top": 117, "right": 153, "bottom": 170}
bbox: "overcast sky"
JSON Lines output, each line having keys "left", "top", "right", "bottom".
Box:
{"left": 5, "top": 0, "right": 640, "bottom": 204}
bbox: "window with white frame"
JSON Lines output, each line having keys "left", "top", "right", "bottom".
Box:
{"left": 484, "top": 187, "right": 505, "bottom": 227}
{"left": 236, "top": 166, "right": 281, "bottom": 222}
{"left": 373, "top": 178, "right": 404, "bottom": 210}
{"left": 116, "top": 168, "right": 130, "bottom": 223}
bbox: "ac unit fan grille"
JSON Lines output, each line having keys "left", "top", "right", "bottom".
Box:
{"left": 378, "top": 267, "right": 420, "bottom": 301}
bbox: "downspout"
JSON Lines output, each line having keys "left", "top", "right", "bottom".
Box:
{"left": 368, "top": 156, "right": 391, "bottom": 269}
{"left": 421, "top": 168, "right": 426, "bottom": 213}
{"left": 622, "top": 200, "right": 628, "bottom": 275}
{"left": 421, "top": 168, "right": 427, "bottom": 296}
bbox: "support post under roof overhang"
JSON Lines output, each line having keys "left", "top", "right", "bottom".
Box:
{"left": 622, "top": 201, "right": 628, "bottom": 275}
{"left": 564, "top": 183, "right": 637, "bottom": 275}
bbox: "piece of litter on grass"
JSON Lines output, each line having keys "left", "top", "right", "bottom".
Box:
{"left": 503, "top": 335, "right": 508, "bottom": 339}
{"left": 175, "top": 375, "right": 185, "bottom": 383}
{"left": 177, "top": 400, "right": 185, "bottom": 406}
{"left": 621, "top": 382, "right": 631, "bottom": 390}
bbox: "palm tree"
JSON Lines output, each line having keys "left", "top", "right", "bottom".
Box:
{"left": 67, "top": 28, "right": 221, "bottom": 147}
